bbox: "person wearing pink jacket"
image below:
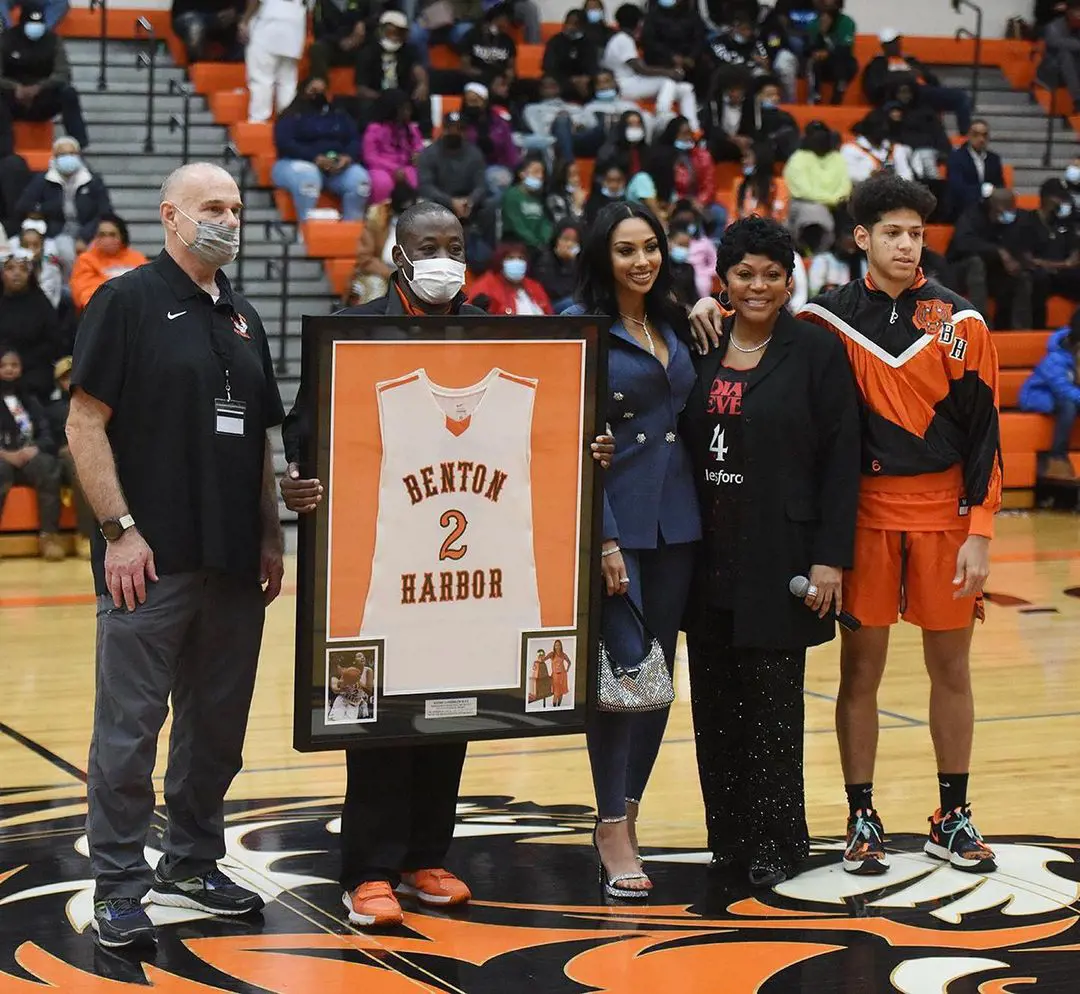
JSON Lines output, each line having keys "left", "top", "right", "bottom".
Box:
{"left": 361, "top": 89, "right": 425, "bottom": 205}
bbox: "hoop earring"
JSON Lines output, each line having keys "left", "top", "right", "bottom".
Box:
{"left": 785, "top": 290, "right": 793, "bottom": 303}
{"left": 718, "top": 290, "right": 731, "bottom": 309}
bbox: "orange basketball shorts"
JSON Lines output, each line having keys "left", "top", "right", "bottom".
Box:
{"left": 843, "top": 527, "right": 985, "bottom": 631}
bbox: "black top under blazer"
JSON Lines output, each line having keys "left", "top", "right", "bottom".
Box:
{"left": 681, "top": 308, "right": 862, "bottom": 651}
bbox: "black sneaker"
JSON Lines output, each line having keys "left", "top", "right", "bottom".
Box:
{"left": 91, "top": 898, "right": 156, "bottom": 948}
{"left": 925, "top": 806, "right": 997, "bottom": 873}
{"left": 146, "top": 867, "right": 264, "bottom": 916}
{"left": 842, "top": 809, "right": 890, "bottom": 875}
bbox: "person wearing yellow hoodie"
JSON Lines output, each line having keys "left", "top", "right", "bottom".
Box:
{"left": 783, "top": 120, "right": 852, "bottom": 251}
{"left": 69, "top": 214, "right": 147, "bottom": 310}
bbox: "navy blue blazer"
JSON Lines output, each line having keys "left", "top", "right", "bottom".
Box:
{"left": 567, "top": 305, "right": 702, "bottom": 549}
{"left": 946, "top": 143, "right": 1005, "bottom": 218}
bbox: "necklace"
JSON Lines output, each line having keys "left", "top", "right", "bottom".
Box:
{"left": 728, "top": 331, "right": 772, "bottom": 353}
{"left": 620, "top": 312, "right": 655, "bottom": 355}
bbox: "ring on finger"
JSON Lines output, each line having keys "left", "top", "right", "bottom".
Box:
{"left": 618, "top": 575, "right": 629, "bottom": 584}
{"left": 807, "top": 584, "right": 818, "bottom": 597}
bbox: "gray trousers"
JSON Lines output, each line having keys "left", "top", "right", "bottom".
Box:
{"left": 87, "top": 570, "right": 265, "bottom": 901}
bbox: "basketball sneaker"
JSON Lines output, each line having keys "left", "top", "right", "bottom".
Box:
{"left": 924, "top": 807, "right": 997, "bottom": 873}
{"left": 398, "top": 868, "right": 471, "bottom": 907}
{"left": 842, "top": 809, "right": 889, "bottom": 875}
{"left": 342, "top": 881, "right": 404, "bottom": 926}
{"left": 147, "top": 867, "right": 264, "bottom": 915}
{"left": 91, "top": 898, "right": 156, "bottom": 948}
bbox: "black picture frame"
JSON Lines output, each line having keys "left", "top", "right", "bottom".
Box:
{"left": 293, "top": 315, "right": 606, "bottom": 751}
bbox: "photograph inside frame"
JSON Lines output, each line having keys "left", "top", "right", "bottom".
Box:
{"left": 293, "top": 316, "right": 605, "bottom": 751}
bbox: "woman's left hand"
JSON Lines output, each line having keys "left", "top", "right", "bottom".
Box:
{"left": 590, "top": 433, "right": 615, "bottom": 469}
{"left": 805, "top": 564, "right": 843, "bottom": 619}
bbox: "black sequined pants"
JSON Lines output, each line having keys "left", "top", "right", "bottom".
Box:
{"left": 686, "top": 610, "right": 810, "bottom": 873}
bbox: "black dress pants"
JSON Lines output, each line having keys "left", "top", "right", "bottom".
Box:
{"left": 686, "top": 609, "right": 810, "bottom": 874}
{"left": 339, "top": 742, "right": 467, "bottom": 890}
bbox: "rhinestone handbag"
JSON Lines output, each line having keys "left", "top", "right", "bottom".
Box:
{"left": 597, "top": 595, "right": 675, "bottom": 713}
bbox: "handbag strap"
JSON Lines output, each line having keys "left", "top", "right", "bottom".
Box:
{"left": 618, "top": 593, "right": 656, "bottom": 641}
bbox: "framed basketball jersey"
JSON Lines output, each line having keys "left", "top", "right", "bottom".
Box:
{"left": 294, "top": 316, "right": 606, "bottom": 750}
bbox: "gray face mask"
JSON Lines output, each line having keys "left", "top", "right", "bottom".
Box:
{"left": 173, "top": 205, "right": 239, "bottom": 267}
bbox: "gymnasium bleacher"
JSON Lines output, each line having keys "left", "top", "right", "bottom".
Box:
{"left": 1, "top": 4, "right": 1078, "bottom": 555}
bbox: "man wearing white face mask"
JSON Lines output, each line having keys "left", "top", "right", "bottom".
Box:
{"left": 280, "top": 202, "right": 484, "bottom": 928}
{"left": 67, "top": 162, "right": 284, "bottom": 949}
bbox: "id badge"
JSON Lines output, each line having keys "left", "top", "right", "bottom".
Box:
{"left": 215, "top": 398, "right": 246, "bottom": 436}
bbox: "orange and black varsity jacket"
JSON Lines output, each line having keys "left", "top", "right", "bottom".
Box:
{"left": 799, "top": 270, "right": 1003, "bottom": 538}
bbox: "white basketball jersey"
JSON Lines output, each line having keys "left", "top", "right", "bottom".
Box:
{"left": 362, "top": 367, "right": 541, "bottom": 695}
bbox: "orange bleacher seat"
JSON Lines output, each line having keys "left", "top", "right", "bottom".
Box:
{"left": 1003, "top": 451, "right": 1037, "bottom": 489}
{"left": 1001, "top": 412, "right": 1054, "bottom": 452}
{"left": 924, "top": 224, "right": 952, "bottom": 255}
{"left": 210, "top": 89, "right": 249, "bottom": 126}
{"left": 0, "top": 487, "right": 75, "bottom": 533}
{"left": 325, "top": 257, "right": 355, "bottom": 298}
{"left": 13, "top": 121, "right": 53, "bottom": 150}
{"left": 518, "top": 44, "right": 543, "bottom": 79}
{"left": 251, "top": 154, "right": 275, "bottom": 188}
{"left": 430, "top": 45, "right": 460, "bottom": 70}
{"left": 999, "top": 368, "right": 1029, "bottom": 409}
{"left": 300, "top": 220, "right": 365, "bottom": 257}
{"left": 577, "top": 158, "right": 594, "bottom": 192}
{"left": 22, "top": 150, "right": 50, "bottom": 172}
{"left": 994, "top": 331, "right": 1051, "bottom": 368}
{"left": 190, "top": 62, "right": 246, "bottom": 95}
{"left": 57, "top": 8, "right": 172, "bottom": 39}
{"left": 1047, "top": 296, "right": 1075, "bottom": 328}
{"left": 780, "top": 104, "right": 866, "bottom": 133}
{"left": 1016, "top": 193, "right": 1038, "bottom": 211}
{"left": 231, "top": 121, "right": 274, "bottom": 157}
{"left": 328, "top": 67, "right": 355, "bottom": 96}
{"left": 273, "top": 190, "right": 341, "bottom": 224}
{"left": 541, "top": 22, "right": 561, "bottom": 42}
{"left": 1003, "top": 164, "right": 1015, "bottom": 190}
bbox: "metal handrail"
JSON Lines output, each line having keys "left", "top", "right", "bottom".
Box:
{"left": 951, "top": 0, "right": 983, "bottom": 112}
{"left": 134, "top": 17, "right": 157, "bottom": 154}
{"left": 88, "top": 0, "right": 107, "bottom": 90}
{"left": 1043, "top": 82, "right": 1058, "bottom": 169}
{"left": 223, "top": 143, "right": 251, "bottom": 291}
{"left": 168, "top": 79, "right": 194, "bottom": 164}
{"left": 264, "top": 223, "right": 294, "bottom": 376}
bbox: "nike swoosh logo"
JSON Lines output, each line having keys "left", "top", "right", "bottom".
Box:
{"left": 167, "top": 310, "right": 187, "bottom": 320}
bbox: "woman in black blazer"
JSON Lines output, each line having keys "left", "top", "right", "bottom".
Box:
{"left": 680, "top": 216, "right": 861, "bottom": 888}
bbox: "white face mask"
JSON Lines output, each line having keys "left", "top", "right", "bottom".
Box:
{"left": 625, "top": 126, "right": 645, "bottom": 144}
{"left": 400, "top": 250, "right": 466, "bottom": 304}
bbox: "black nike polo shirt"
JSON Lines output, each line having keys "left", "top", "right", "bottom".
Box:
{"left": 71, "top": 251, "right": 285, "bottom": 596}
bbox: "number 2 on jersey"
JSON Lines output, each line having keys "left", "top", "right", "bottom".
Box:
{"left": 439, "top": 509, "right": 469, "bottom": 561}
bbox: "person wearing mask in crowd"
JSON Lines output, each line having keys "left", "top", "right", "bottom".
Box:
{"left": 459, "top": 3, "right": 517, "bottom": 85}
{"left": 642, "top": 0, "right": 705, "bottom": 95}
{"left": 666, "top": 222, "right": 698, "bottom": 308}
{"left": 1065, "top": 157, "right": 1080, "bottom": 212}
{"left": 416, "top": 111, "right": 496, "bottom": 268}
{"left": 534, "top": 220, "right": 581, "bottom": 313}
{"left": 469, "top": 241, "right": 553, "bottom": 315}
{"left": 16, "top": 137, "right": 110, "bottom": 272}
{"left": 681, "top": 215, "right": 859, "bottom": 887}
{"left": 308, "top": 0, "right": 372, "bottom": 81}
{"left": 0, "top": 346, "right": 63, "bottom": 560}
{"left": 705, "top": 7, "right": 798, "bottom": 102}
{"left": 501, "top": 156, "right": 554, "bottom": 255}
{"left": 783, "top": 120, "right": 851, "bottom": 249}
{"left": 271, "top": 77, "right": 371, "bottom": 222}
{"left": 460, "top": 81, "right": 517, "bottom": 200}
{"left": 947, "top": 187, "right": 1029, "bottom": 329}
{"left": 670, "top": 198, "right": 717, "bottom": 296}
{"left": 1018, "top": 310, "right": 1080, "bottom": 481}
{"left": 69, "top": 214, "right": 148, "bottom": 312}
{"left": 342, "top": 185, "right": 414, "bottom": 307}
{"left": 240, "top": 0, "right": 306, "bottom": 124}
{"left": 585, "top": 162, "right": 628, "bottom": 225}
{"left": 14, "top": 216, "right": 63, "bottom": 310}
{"left": 946, "top": 120, "right": 1005, "bottom": 221}
{"left": 806, "top": 0, "right": 858, "bottom": 105}
{"left": 583, "top": 0, "right": 614, "bottom": 51}
{"left": 66, "top": 162, "right": 283, "bottom": 949}
{"left": 354, "top": 10, "right": 430, "bottom": 131}
{"left": 45, "top": 354, "right": 94, "bottom": 558}
{"left": 693, "top": 171, "right": 1003, "bottom": 882}
{"left": 703, "top": 71, "right": 754, "bottom": 164}
{"left": 597, "top": 110, "right": 652, "bottom": 191}
{"left": 0, "top": 4, "right": 90, "bottom": 149}
{"left": 1012, "top": 177, "right": 1080, "bottom": 330}
{"left": 172, "top": 0, "right": 246, "bottom": 64}
{"left": 841, "top": 113, "right": 913, "bottom": 185}
{"left": 546, "top": 158, "right": 588, "bottom": 225}
{"left": 565, "top": 201, "right": 700, "bottom": 900}
{"left": 603, "top": 3, "right": 701, "bottom": 132}
{"left": 555, "top": 69, "right": 657, "bottom": 161}
{"left": 281, "top": 203, "right": 523, "bottom": 928}
{"left": 1037, "top": 1, "right": 1080, "bottom": 116}
{"left": 361, "top": 88, "right": 423, "bottom": 207}
{"left": 637, "top": 116, "right": 725, "bottom": 234}
{"left": 543, "top": 9, "right": 600, "bottom": 102}
{"left": 863, "top": 28, "right": 972, "bottom": 133}
{"left": 737, "top": 143, "right": 789, "bottom": 223}
{"left": 0, "top": 248, "right": 60, "bottom": 402}
{"left": 744, "top": 76, "right": 800, "bottom": 162}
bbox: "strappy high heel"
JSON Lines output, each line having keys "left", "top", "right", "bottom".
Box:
{"left": 593, "top": 817, "right": 651, "bottom": 900}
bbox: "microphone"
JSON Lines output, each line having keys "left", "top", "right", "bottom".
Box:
{"left": 789, "top": 575, "right": 862, "bottom": 632}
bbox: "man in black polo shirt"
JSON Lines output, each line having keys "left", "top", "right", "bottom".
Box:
{"left": 67, "top": 161, "right": 285, "bottom": 949}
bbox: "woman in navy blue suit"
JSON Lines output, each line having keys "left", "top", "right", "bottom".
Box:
{"left": 565, "top": 202, "right": 701, "bottom": 899}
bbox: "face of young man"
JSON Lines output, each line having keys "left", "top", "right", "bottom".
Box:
{"left": 854, "top": 208, "right": 924, "bottom": 288}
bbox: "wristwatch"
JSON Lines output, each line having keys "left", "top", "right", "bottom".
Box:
{"left": 100, "top": 514, "right": 136, "bottom": 542}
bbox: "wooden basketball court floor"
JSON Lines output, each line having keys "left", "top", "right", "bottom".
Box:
{"left": 0, "top": 511, "right": 1077, "bottom": 993}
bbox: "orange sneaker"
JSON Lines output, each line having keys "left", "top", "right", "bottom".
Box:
{"left": 398, "top": 868, "right": 471, "bottom": 907}
{"left": 341, "top": 881, "right": 403, "bottom": 926}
